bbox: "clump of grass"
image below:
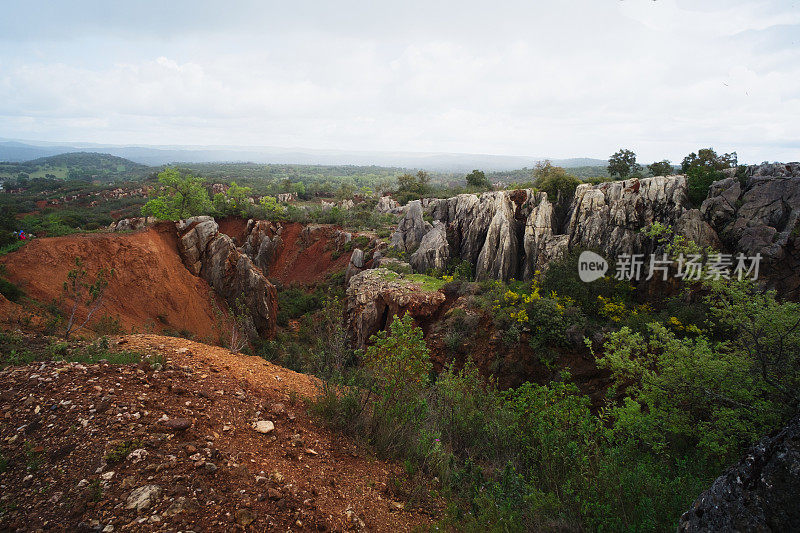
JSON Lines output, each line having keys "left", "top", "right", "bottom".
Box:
{"left": 105, "top": 439, "right": 143, "bottom": 464}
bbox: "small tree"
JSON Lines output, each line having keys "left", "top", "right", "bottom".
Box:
{"left": 213, "top": 181, "right": 252, "bottom": 217}
{"left": 607, "top": 149, "right": 641, "bottom": 179}
{"left": 141, "top": 168, "right": 212, "bottom": 220}
{"left": 681, "top": 148, "right": 737, "bottom": 206}
{"left": 363, "top": 314, "right": 432, "bottom": 454}
{"left": 648, "top": 160, "right": 673, "bottom": 176}
{"left": 533, "top": 160, "right": 581, "bottom": 201}
{"left": 258, "top": 195, "right": 287, "bottom": 220}
{"left": 63, "top": 257, "right": 113, "bottom": 339}
{"left": 465, "top": 169, "right": 491, "bottom": 189}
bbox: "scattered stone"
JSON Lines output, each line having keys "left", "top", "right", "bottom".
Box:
{"left": 161, "top": 417, "right": 191, "bottom": 431}
{"left": 252, "top": 420, "right": 275, "bottom": 434}
{"left": 126, "top": 448, "right": 148, "bottom": 464}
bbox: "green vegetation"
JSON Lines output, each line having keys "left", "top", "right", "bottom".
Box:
{"left": 681, "top": 148, "right": 738, "bottom": 206}
{"left": 0, "top": 332, "right": 149, "bottom": 369}
{"left": 105, "top": 439, "right": 144, "bottom": 464}
{"left": 0, "top": 152, "right": 150, "bottom": 182}
{"left": 464, "top": 169, "right": 492, "bottom": 190}
{"left": 648, "top": 159, "right": 674, "bottom": 176}
{"left": 607, "top": 148, "right": 641, "bottom": 179}
{"left": 309, "top": 226, "right": 800, "bottom": 531}
{"left": 62, "top": 257, "right": 113, "bottom": 339}
{"left": 532, "top": 160, "right": 581, "bottom": 201}
{"left": 141, "top": 168, "right": 212, "bottom": 220}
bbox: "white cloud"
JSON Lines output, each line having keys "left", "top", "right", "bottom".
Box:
{"left": 0, "top": 0, "right": 797, "bottom": 163}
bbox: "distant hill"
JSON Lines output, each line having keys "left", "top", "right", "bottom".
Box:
{"left": 0, "top": 141, "right": 69, "bottom": 162}
{"left": 0, "top": 139, "right": 607, "bottom": 171}
{"left": 0, "top": 151, "right": 151, "bottom": 182}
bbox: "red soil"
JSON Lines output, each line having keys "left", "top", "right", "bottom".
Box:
{"left": 0, "top": 223, "right": 224, "bottom": 341}
{"left": 265, "top": 223, "right": 353, "bottom": 285}
{"left": 216, "top": 216, "right": 250, "bottom": 246}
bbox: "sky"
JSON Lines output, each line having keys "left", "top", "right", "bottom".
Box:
{"left": 0, "top": 0, "right": 798, "bottom": 163}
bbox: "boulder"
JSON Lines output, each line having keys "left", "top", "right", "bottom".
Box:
{"left": 678, "top": 413, "right": 800, "bottom": 532}
{"left": 125, "top": 484, "right": 162, "bottom": 513}
{"left": 108, "top": 217, "right": 155, "bottom": 232}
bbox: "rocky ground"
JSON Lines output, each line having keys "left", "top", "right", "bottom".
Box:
{"left": 0, "top": 334, "right": 437, "bottom": 532}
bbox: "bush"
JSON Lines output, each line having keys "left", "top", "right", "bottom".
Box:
{"left": 276, "top": 287, "right": 322, "bottom": 327}
{"left": 0, "top": 277, "right": 23, "bottom": 303}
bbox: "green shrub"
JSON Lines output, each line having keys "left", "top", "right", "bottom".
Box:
{"left": 0, "top": 277, "right": 23, "bottom": 302}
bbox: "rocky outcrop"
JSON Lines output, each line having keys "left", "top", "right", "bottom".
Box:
{"left": 345, "top": 268, "right": 446, "bottom": 349}
{"left": 108, "top": 217, "right": 155, "bottom": 232}
{"left": 523, "top": 192, "right": 569, "bottom": 279}
{"left": 375, "top": 196, "right": 402, "bottom": 215}
{"left": 241, "top": 220, "right": 280, "bottom": 273}
{"left": 390, "top": 200, "right": 431, "bottom": 253}
{"left": 564, "top": 176, "right": 690, "bottom": 261}
{"left": 388, "top": 165, "right": 800, "bottom": 295}
{"left": 345, "top": 248, "right": 365, "bottom": 285}
{"left": 702, "top": 163, "right": 800, "bottom": 297}
{"left": 176, "top": 217, "right": 277, "bottom": 339}
{"left": 410, "top": 221, "right": 449, "bottom": 273}
{"left": 678, "top": 413, "right": 800, "bottom": 532}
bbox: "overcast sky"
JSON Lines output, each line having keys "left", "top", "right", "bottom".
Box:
{"left": 0, "top": 0, "right": 798, "bottom": 163}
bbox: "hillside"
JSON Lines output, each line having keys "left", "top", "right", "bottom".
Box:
{"left": 0, "top": 333, "right": 434, "bottom": 531}
{"left": 0, "top": 152, "right": 151, "bottom": 182}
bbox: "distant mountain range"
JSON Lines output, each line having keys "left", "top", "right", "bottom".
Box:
{"left": 0, "top": 139, "right": 607, "bottom": 171}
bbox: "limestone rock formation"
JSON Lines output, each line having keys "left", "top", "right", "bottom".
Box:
{"left": 345, "top": 268, "right": 446, "bottom": 349}
{"left": 678, "top": 414, "right": 800, "bottom": 532}
{"left": 390, "top": 200, "right": 431, "bottom": 252}
{"left": 702, "top": 163, "right": 800, "bottom": 296}
{"left": 345, "top": 248, "right": 365, "bottom": 285}
{"left": 242, "top": 219, "right": 280, "bottom": 273}
{"left": 410, "top": 221, "right": 449, "bottom": 273}
{"left": 375, "top": 196, "right": 402, "bottom": 215}
{"left": 387, "top": 166, "right": 800, "bottom": 293}
{"left": 176, "top": 217, "right": 277, "bottom": 339}
{"left": 564, "top": 176, "right": 690, "bottom": 263}
{"left": 108, "top": 217, "right": 155, "bottom": 232}
{"left": 522, "top": 192, "right": 569, "bottom": 279}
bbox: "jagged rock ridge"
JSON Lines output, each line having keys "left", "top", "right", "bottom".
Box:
{"left": 388, "top": 163, "right": 800, "bottom": 296}
{"left": 176, "top": 216, "right": 277, "bottom": 340}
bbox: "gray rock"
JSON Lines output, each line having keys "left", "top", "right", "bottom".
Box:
{"left": 674, "top": 209, "right": 721, "bottom": 250}
{"left": 390, "top": 200, "right": 431, "bottom": 252}
{"left": 410, "top": 221, "right": 450, "bottom": 273}
{"left": 176, "top": 219, "right": 277, "bottom": 339}
{"left": 345, "top": 269, "right": 446, "bottom": 349}
{"left": 108, "top": 217, "right": 154, "bottom": 232}
{"left": 345, "top": 248, "right": 365, "bottom": 285}
{"left": 125, "top": 484, "right": 162, "bottom": 512}
{"left": 375, "top": 196, "right": 402, "bottom": 214}
{"left": 678, "top": 413, "right": 800, "bottom": 532}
